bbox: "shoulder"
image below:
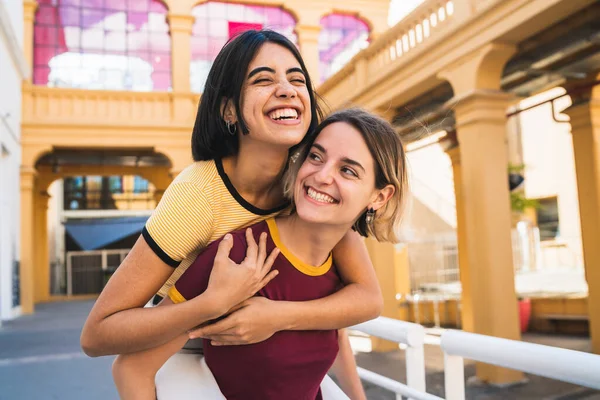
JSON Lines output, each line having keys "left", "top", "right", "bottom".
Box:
{"left": 170, "top": 160, "right": 220, "bottom": 192}
{"left": 143, "top": 160, "right": 221, "bottom": 265}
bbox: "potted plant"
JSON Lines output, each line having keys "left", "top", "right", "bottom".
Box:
{"left": 508, "top": 163, "right": 538, "bottom": 333}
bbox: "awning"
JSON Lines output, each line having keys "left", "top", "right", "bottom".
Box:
{"left": 64, "top": 216, "right": 148, "bottom": 251}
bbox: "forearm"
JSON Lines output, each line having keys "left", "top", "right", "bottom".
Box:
{"left": 82, "top": 294, "right": 224, "bottom": 357}
{"left": 277, "top": 283, "right": 381, "bottom": 331}
{"left": 330, "top": 329, "right": 366, "bottom": 400}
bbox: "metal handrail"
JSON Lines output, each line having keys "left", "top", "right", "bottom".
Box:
{"left": 440, "top": 329, "right": 600, "bottom": 400}
{"left": 351, "top": 317, "right": 430, "bottom": 400}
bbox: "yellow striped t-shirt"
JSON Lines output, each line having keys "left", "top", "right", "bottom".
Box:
{"left": 142, "top": 159, "right": 289, "bottom": 297}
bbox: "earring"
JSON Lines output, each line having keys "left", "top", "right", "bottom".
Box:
{"left": 290, "top": 151, "right": 300, "bottom": 164}
{"left": 225, "top": 120, "right": 237, "bottom": 136}
{"left": 365, "top": 208, "right": 375, "bottom": 225}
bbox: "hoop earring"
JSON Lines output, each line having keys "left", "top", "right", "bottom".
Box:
{"left": 225, "top": 120, "right": 237, "bottom": 136}
{"left": 365, "top": 208, "right": 375, "bottom": 225}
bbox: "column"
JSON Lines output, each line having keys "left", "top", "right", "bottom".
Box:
{"left": 563, "top": 81, "right": 600, "bottom": 354}
{"left": 23, "top": 0, "right": 38, "bottom": 81}
{"left": 445, "top": 144, "right": 473, "bottom": 332}
{"left": 438, "top": 43, "right": 523, "bottom": 384}
{"left": 34, "top": 191, "right": 51, "bottom": 303}
{"left": 167, "top": 13, "right": 194, "bottom": 93}
{"left": 296, "top": 24, "right": 321, "bottom": 87}
{"left": 364, "top": 238, "right": 409, "bottom": 352}
{"left": 20, "top": 167, "right": 37, "bottom": 314}
{"left": 454, "top": 90, "right": 523, "bottom": 384}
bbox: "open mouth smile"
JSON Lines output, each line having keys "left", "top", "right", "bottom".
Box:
{"left": 305, "top": 186, "right": 339, "bottom": 204}
{"left": 268, "top": 107, "right": 300, "bottom": 121}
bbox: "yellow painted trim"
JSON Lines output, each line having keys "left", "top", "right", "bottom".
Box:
{"left": 168, "top": 286, "right": 187, "bottom": 304}
{"left": 266, "top": 218, "right": 332, "bottom": 276}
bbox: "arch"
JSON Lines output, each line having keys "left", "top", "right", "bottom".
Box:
{"left": 22, "top": 144, "right": 53, "bottom": 169}
{"left": 33, "top": 0, "right": 172, "bottom": 91}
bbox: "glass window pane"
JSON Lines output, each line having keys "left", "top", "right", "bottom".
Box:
{"left": 34, "top": 0, "right": 171, "bottom": 91}
{"left": 319, "top": 14, "right": 370, "bottom": 83}
{"left": 190, "top": 2, "right": 296, "bottom": 93}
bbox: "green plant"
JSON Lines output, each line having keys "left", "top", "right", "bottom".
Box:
{"left": 510, "top": 192, "right": 540, "bottom": 213}
{"left": 507, "top": 163, "right": 540, "bottom": 213}
{"left": 508, "top": 163, "right": 526, "bottom": 174}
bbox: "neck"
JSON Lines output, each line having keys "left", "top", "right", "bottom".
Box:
{"left": 223, "top": 143, "right": 289, "bottom": 209}
{"left": 275, "top": 214, "right": 349, "bottom": 267}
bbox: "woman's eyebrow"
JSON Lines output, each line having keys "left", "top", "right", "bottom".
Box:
{"left": 248, "top": 66, "right": 275, "bottom": 79}
{"left": 248, "top": 66, "right": 305, "bottom": 79}
{"left": 287, "top": 67, "right": 305, "bottom": 76}
{"left": 312, "top": 143, "right": 365, "bottom": 172}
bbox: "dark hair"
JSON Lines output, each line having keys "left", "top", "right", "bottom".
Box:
{"left": 191, "top": 29, "right": 324, "bottom": 161}
{"left": 284, "top": 108, "right": 409, "bottom": 243}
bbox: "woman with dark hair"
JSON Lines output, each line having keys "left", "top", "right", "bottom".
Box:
{"left": 112, "top": 108, "right": 409, "bottom": 400}
{"left": 81, "top": 30, "right": 381, "bottom": 398}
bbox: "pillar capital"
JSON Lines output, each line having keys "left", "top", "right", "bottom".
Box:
{"left": 446, "top": 89, "right": 515, "bottom": 131}
{"left": 20, "top": 166, "right": 37, "bottom": 191}
{"left": 438, "top": 42, "right": 516, "bottom": 95}
{"left": 23, "top": 0, "right": 38, "bottom": 20}
{"left": 563, "top": 81, "right": 600, "bottom": 133}
{"left": 295, "top": 24, "right": 322, "bottom": 42}
{"left": 167, "top": 13, "right": 195, "bottom": 34}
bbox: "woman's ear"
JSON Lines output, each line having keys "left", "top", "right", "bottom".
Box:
{"left": 370, "top": 184, "right": 395, "bottom": 212}
{"left": 220, "top": 98, "right": 237, "bottom": 123}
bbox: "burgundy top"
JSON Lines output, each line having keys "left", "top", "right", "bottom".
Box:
{"left": 169, "top": 219, "right": 342, "bottom": 400}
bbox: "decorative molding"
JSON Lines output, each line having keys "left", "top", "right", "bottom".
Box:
{"left": 0, "top": 2, "right": 29, "bottom": 79}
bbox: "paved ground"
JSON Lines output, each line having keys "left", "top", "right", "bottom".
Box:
{"left": 0, "top": 301, "right": 116, "bottom": 400}
{"left": 0, "top": 300, "right": 599, "bottom": 400}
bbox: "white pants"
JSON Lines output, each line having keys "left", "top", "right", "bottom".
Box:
{"left": 155, "top": 352, "right": 349, "bottom": 400}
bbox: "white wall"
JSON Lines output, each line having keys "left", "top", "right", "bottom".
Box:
{"left": 519, "top": 87, "right": 583, "bottom": 268}
{"left": 0, "top": 0, "right": 25, "bottom": 320}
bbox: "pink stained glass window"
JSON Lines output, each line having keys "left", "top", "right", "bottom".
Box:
{"left": 319, "top": 14, "right": 370, "bottom": 83}
{"left": 33, "top": 0, "right": 171, "bottom": 91}
{"left": 190, "top": 2, "right": 297, "bottom": 93}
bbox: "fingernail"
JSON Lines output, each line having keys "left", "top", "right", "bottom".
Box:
{"left": 224, "top": 234, "right": 232, "bottom": 240}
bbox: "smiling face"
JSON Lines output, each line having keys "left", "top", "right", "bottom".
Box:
{"left": 224, "top": 42, "right": 312, "bottom": 150}
{"left": 293, "top": 121, "right": 388, "bottom": 228}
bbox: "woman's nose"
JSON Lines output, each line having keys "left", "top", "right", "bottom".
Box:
{"left": 314, "top": 164, "right": 334, "bottom": 185}
{"left": 275, "top": 81, "right": 297, "bottom": 98}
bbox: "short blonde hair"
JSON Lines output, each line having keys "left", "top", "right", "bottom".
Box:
{"left": 284, "top": 108, "right": 408, "bottom": 243}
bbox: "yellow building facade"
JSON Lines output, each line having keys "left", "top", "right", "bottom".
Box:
{"left": 11, "top": 0, "right": 600, "bottom": 386}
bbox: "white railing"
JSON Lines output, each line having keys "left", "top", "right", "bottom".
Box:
{"left": 440, "top": 330, "right": 600, "bottom": 400}
{"left": 351, "top": 317, "right": 443, "bottom": 400}
{"left": 353, "top": 318, "right": 600, "bottom": 399}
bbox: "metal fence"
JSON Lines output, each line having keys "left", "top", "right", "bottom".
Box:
{"left": 351, "top": 317, "right": 600, "bottom": 400}
{"left": 441, "top": 329, "right": 600, "bottom": 399}
{"left": 407, "top": 239, "right": 459, "bottom": 292}
{"left": 65, "top": 249, "right": 129, "bottom": 296}
{"left": 350, "top": 317, "right": 441, "bottom": 400}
